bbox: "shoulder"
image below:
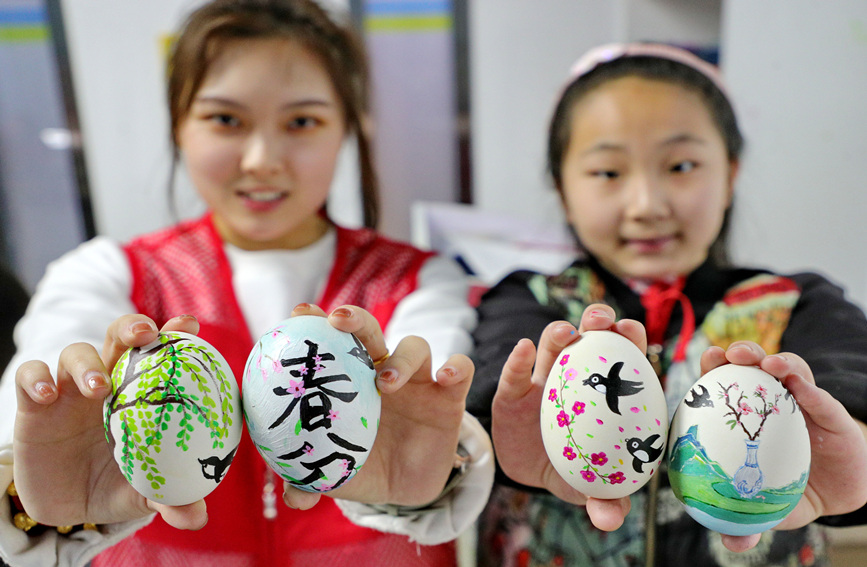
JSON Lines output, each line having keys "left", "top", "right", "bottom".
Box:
{"left": 484, "top": 269, "right": 542, "bottom": 295}
{"left": 477, "top": 269, "right": 552, "bottom": 318}
{"left": 124, "top": 216, "right": 212, "bottom": 253}
{"left": 42, "top": 237, "right": 128, "bottom": 284}
{"left": 335, "top": 225, "right": 431, "bottom": 258}
{"left": 785, "top": 270, "right": 864, "bottom": 314}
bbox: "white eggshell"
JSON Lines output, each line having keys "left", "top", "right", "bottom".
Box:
{"left": 540, "top": 330, "right": 668, "bottom": 498}
{"left": 242, "top": 316, "right": 380, "bottom": 492}
{"left": 103, "top": 332, "right": 242, "bottom": 505}
{"left": 668, "top": 365, "right": 810, "bottom": 536}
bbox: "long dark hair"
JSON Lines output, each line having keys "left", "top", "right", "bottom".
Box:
{"left": 547, "top": 54, "right": 744, "bottom": 266}
{"left": 167, "top": 0, "right": 378, "bottom": 228}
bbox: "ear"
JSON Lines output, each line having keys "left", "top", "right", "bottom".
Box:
{"left": 725, "top": 159, "right": 740, "bottom": 207}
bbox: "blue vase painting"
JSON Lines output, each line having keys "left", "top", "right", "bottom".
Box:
{"left": 667, "top": 365, "right": 811, "bottom": 536}
{"left": 734, "top": 440, "right": 764, "bottom": 498}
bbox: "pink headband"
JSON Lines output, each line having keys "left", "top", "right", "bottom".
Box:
{"left": 567, "top": 42, "right": 729, "bottom": 97}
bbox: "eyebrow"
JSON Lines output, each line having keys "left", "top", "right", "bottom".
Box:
{"left": 192, "top": 96, "right": 335, "bottom": 110}
{"left": 580, "top": 133, "right": 708, "bottom": 156}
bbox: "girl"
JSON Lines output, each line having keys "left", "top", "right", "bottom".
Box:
{"left": 0, "top": 1, "right": 492, "bottom": 566}
{"left": 468, "top": 43, "right": 867, "bottom": 566}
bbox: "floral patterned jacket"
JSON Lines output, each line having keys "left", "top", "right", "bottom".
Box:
{"left": 468, "top": 256, "right": 867, "bottom": 567}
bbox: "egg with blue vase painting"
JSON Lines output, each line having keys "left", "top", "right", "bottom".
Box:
{"left": 668, "top": 364, "right": 810, "bottom": 536}
{"left": 103, "top": 332, "right": 242, "bottom": 505}
{"left": 243, "top": 316, "right": 380, "bottom": 492}
{"left": 540, "top": 330, "right": 668, "bottom": 499}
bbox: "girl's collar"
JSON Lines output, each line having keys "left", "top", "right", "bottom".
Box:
{"left": 581, "top": 254, "right": 729, "bottom": 308}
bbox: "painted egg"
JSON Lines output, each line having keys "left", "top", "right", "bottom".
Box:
{"left": 540, "top": 330, "right": 668, "bottom": 499}
{"left": 103, "top": 332, "right": 242, "bottom": 505}
{"left": 242, "top": 316, "right": 380, "bottom": 492}
{"left": 668, "top": 364, "right": 810, "bottom": 536}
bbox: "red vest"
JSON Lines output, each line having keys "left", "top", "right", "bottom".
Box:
{"left": 93, "top": 215, "right": 455, "bottom": 566}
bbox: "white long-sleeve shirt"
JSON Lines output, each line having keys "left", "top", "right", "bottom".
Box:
{"left": 0, "top": 229, "right": 493, "bottom": 567}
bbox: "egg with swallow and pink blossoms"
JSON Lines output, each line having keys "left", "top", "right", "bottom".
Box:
{"left": 103, "top": 332, "right": 242, "bottom": 505}
{"left": 243, "top": 316, "right": 381, "bottom": 492}
{"left": 540, "top": 330, "right": 667, "bottom": 499}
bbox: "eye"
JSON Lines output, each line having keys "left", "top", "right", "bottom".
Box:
{"left": 208, "top": 113, "right": 241, "bottom": 128}
{"left": 671, "top": 160, "right": 697, "bottom": 173}
{"left": 288, "top": 116, "right": 321, "bottom": 130}
{"left": 590, "top": 169, "right": 620, "bottom": 180}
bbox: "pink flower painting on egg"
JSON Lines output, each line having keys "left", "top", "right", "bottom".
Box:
{"left": 541, "top": 331, "right": 668, "bottom": 499}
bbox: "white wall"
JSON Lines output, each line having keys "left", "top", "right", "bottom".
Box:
{"left": 60, "top": 0, "right": 205, "bottom": 241}
{"left": 722, "top": 0, "right": 867, "bottom": 309}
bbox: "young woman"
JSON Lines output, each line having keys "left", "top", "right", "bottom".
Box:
{"left": 0, "top": 1, "right": 492, "bottom": 565}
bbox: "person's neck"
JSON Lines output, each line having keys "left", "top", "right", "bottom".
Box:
{"left": 214, "top": 215, "right": 331, "bottom": 251}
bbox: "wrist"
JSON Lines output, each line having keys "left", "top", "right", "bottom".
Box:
{"left": 7, "top": 480, "right": 98, "bottom": 536}
{"left": 368, "top": 444, "right": 470, "bottom": 516}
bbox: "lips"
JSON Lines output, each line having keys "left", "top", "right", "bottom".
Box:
{"left": 624, "top": 235, "right": 675, "bottom": 253}
{"left": 236, "top": 188, "right": 288, "bottom": 212}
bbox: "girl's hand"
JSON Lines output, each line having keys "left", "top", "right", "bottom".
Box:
{"left": 490, "top": 303, "right": 643, "bottom": 531}
{"left": 282, "top": 304, "right": 473, "bottom": 510}
{"left": 13, "top": 314, "right": 208, "bottom": 530}
{"left": 700, "top": 342, "right": 867, "bottom": 553}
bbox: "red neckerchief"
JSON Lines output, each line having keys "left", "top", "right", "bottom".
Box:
{"left": 633, "top": 276, "right": 696, "bottom": 364}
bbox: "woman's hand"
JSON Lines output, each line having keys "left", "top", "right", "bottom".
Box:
{"left": 13, "top": 314, "right": 209, "bottom": 530}
{"left": 282, "top": 304, "right": 474, "bottom": 510}
{"left": 490, "top": 303, "right": 642, "bottom": 531}
{"left": 701, "top": 341, "right": 867, "bottom": 552}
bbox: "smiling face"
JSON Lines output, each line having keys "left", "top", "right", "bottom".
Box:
{"left": 559, "top": 76, "right": 738, "bottom": 280}
{"left": 177, "top": 37, "right": 345, "bottom": 250}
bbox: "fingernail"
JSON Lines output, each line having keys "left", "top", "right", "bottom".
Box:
{"left": 555, "top": 322, "right": 576, "bottom": 334}
{"left": 130, "top": 321, "right": 157, "bottom": 335}
{"left": 331, "top": 307, "right": 353, "bottom": 319}
{"left": 294, "top": 303, "right": 311, "bottom": 312}
{"left": 377, "top": 368, "right": 398, "bottom": 384}
{"left": 174, "top": 314, "right": 198, "bottom": 322}
{"left": 729, "top": 343, "right": 754, "bottom": 353}
{"left": 34, "top": 381, "right": 54, "bottom": 399}
{"left": 87, "top": 371, "right": 109, "bottom": 392}
{"left": 438, "top": 366, "right": 457, "bottom": 380}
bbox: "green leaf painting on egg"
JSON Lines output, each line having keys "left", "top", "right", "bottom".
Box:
{"left": 104, "top": 332, "right": 238, "bottom": 494}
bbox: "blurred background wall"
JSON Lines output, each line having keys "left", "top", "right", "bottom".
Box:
{"left": 1, "top": 0, "right": 865, "bottom": 312}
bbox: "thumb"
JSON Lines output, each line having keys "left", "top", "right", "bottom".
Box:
{"left": 148, "top": 500, "right": 208, "bottom": 531}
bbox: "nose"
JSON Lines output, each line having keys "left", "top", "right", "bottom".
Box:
{"left": 623, "top": 173, "right": 670, "bottom": 220}
{"left": 241, "top": 131, "right": 284, "bottom": 177}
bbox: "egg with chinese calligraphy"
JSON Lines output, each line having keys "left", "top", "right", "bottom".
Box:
{"left": 103, "top": 332, "right": 242, "bottom": 505}
{"left": 540, "top": 330, "right": 668, "bottom": 499}
{"left": 667, "top": 364, "right": 810, "bottom": 535}
{"left": 242, "top": 316, "right": 381, "bottom": 492}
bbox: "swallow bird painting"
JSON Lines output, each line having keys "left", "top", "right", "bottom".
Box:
{"left": 582, "top": 361, "right": 644, "bottom": 415}
{"left": 626, "top": 434, "right": 664, "bottom": 473}
{"left": 684, "top": 384, "right": 714, "bottom": 408}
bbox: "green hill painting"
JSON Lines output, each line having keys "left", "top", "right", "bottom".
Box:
{"left": 668, "top": 424, "right": 807, "bottom": 535}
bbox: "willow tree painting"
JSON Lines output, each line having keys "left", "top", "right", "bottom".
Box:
{"left": 103, "top": 332, "right": 240, "bottom": 500}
